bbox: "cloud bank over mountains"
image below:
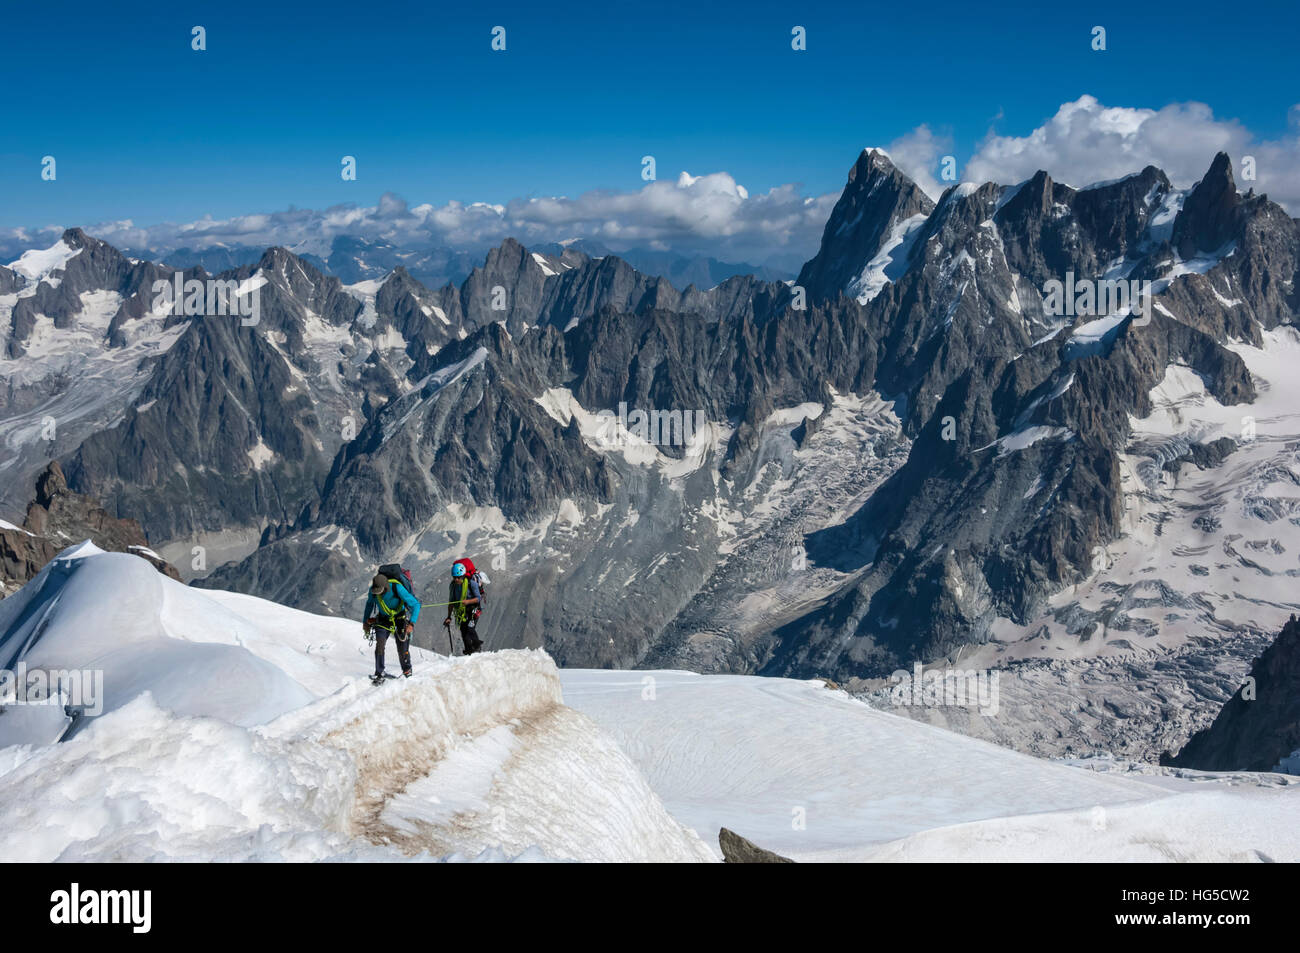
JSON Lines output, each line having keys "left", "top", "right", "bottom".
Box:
{"left": 1, "top": 172, "right": 837, "bottom": 275}
{"left": 5, "top": 97, "right": 1296, "bottom": 273}
{"left": 890, "top": 96, "right": 1300, "bottom": 210}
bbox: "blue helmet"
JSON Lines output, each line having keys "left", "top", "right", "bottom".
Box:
{"left": 451, "top": 562, "right": 467, "bottom": 578}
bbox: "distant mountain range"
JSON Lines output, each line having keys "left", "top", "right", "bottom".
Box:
{"left": 142, "top": 236, "right": 789, "bottom": 292}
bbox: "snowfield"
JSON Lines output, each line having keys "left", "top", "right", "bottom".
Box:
{"left": 559, "top": 671, "right": 1300, "bottom": 862}
{"left": 0, "top": 543, "right": 1295, "bottom": 862}
{"left": 0, "top": 545, "right": 709, "bottom": 862}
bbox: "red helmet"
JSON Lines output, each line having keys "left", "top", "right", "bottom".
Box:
{"left": 452, "top": 557, "right": 476, "bottom": 578}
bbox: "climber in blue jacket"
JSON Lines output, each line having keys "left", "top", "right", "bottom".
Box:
{"left": 362, "top": 573, "right": 421, "bottom": 679}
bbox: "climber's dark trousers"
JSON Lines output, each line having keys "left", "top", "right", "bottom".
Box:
{"left": 375, "top": 627, "right": 412, "bottom": 675}
{"left": 459, "top": 618, "right": 483, "bottom": 655}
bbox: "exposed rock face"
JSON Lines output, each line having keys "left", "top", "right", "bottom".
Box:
{"left": 758, "top": 152, "right": 1282, "bottom": 679}
{"left": 796, "top": 149, "right": 935, "bottom": 302}
{"left": 1163, "top": 616, "right": 1300, "bottom": 772}
{"left": 0, "top": 462, "right": 181, "bottom": 596}
{"left": 1161, "top": 436, "right": 1237, "bottom": 475}
{"left": 7, "top": 231, "right": 784, "bottom": 553}
{"left": 317, "top": 325, "right": 620, "bottom": 550}
{"left": 0, "top": 525, "right": 58, "bottom": 596}
{"left": 24, "top": 460, "right": 151, "bottom": 552}
{"left": 719, "top": 827, "right": 795, "bottom": 863}
{"left": 196, "top": 534, "right": 357, "bottom": 623}
{"left": 62, "top": 259, "right": 349, "bottom": 544}
{"left": 1173, "top": 152, "right": 1244, "bottom": 259}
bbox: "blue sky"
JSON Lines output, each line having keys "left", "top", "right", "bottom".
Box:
{"left": 2, "top": 0, "right": 1297, "bottom": 258}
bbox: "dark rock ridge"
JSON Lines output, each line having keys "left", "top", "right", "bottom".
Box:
{"left": 63, "top": 246, "right": 364, "bottom": 543}
{"left": 0, "top": 462, "right": 180, "bottom": 597}
{"left": 6, "top": 228, "right": 177, "bottom": 359}
{"left": 19, "top": 232, "right": 788, "bottom": 546}
{"left": 1163, "top": 616, "right": 1300, "bottom": 772}
{"left": 1161, "top": 436, "right": 1237, "bottom": 475}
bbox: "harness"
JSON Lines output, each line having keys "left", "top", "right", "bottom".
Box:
{"left": 372, "top": 583, "right": 406, "bottom": 634}
{"left": 452, "top": 577, "right": 471, "bottom": 624}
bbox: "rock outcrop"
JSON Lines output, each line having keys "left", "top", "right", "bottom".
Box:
{"left": 719, "top": 827, "right": 795, "bottom": 863}
{"left": 1163, "top": 616, "right": 1300, "bottom": 772}
{"left": 0, "top": 462, "right": 181, "bottom": 597}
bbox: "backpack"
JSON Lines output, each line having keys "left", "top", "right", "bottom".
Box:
{"left": 471, "top": 569, "right": 490, "bottom": 608}
{"left": 376, "top": 563, "right": 417, "bottom": 601}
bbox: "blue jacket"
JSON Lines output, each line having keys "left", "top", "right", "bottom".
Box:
{"left": 364, "top": 580, "right": 421, "bottom": 628}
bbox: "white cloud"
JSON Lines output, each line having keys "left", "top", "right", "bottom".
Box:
{"left": 880, "top": 97, "right": 1300, "bottom": 214}
{"left": 959, "top": 96, "right": 1300, "bottom": 211}
{"left": 1, "top": 175, "right": 839, "bottom": 272}
{"left": 883, "top": 125, "right": 954, "bottom": 201}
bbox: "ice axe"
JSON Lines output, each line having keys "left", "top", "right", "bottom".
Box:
{"left": 443, "top": 618, "right": 454, "bottom": 656}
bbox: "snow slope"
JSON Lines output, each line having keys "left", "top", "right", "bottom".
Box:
{"left": 2, "top": 543, "right": 1294, "bottom": 863}
{"left": 559, "top": 669, "right": 1300, "bottom": 862}
{"left": 0, "top": 545, "right": 710, "bottom": 862}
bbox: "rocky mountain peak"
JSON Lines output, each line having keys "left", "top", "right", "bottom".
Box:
{"left": 796, "top": 148, "right": 936, "bottom": 302}
{"left": 61, "top": 226, "right": 93, "bottom": 250}
{"left": 1173, "top": 152, "right": 1242, "bottom": 257}
{"left": 257, "top": 245, "right": 307, "bottom": 275}
{"left": 24, "top": 461, "right": 144, "bottom": 548}
{"left": 850, "top": 147, "right": 900, "bottom": 182}
{"left": 482, "top": 237, "right": 530, "bottom": 271}
{"left": 998, "top": 170, "right": 1058, "bottom": 219}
